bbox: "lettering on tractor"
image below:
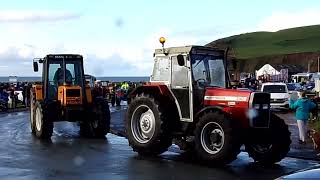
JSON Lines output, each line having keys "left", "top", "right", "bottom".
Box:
{"left": 30, "top": 54, "right": 110, "bottom": 139}
{"left": 125, "top": 38, "right": 291, "bottom": 165}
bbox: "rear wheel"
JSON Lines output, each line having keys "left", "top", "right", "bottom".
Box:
{"left": 34, "top": 101, "right": 53, "bottom": 139}
{"left": 194, "top": 111, "right": 241, "bottom": 165}
{"left": 126, "top": 93, "right": 173, "bottom": 156}
{"left": 245, "top": 113, "right": 291, "bottom": 165}
{"left": 80, "top": 98, "right": 110, "bottom": 138}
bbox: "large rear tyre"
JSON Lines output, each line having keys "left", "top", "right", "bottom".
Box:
{"left": 194, "top": 111, "right": 241, "bottom": 165}
{"left": 126, "top": 94, "right": 173, "bottom": 156}
{"left": 80, "top": 98, "right": 110, "bottom": 138}
{"left": 245, "top": 113, "right": 291, "bottom": 165}
{"left": 34, "top": 101, "right": 53, "bottom": 139}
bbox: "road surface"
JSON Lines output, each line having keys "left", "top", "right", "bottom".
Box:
{"left": 0, "top": 110, "right": 318, "bottom": 180}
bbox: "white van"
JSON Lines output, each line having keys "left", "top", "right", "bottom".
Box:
{"left": 261, "top": 82, "right": 289, "bottom": 109}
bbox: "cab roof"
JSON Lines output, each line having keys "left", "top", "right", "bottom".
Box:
{"left": 46, "top": 54, "right": 83, "bottom": 59}
{"left": 154, "top": 45, "right": 225, "bottom": 56}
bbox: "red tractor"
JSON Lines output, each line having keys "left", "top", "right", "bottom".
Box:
{"left": 125, "top": 38, "right": 291, "bottom": 165}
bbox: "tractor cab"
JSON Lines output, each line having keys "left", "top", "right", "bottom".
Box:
{"left": 33, "top": 54, "right": 86, "bottom": 106}
{"left": 151, "top": 45, "right": 228, "bottom": 122}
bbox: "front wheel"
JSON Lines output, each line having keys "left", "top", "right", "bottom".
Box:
{"left": 245, "top": 113, "right": 291, "bottom": 165}
{"left": 194, "top": 111, "right": 241, "bottom": 165}
{"left": 34, "top": 101, "right": 53, "bottom": 139}
{"left": 29, "top": 91, "right": 36, "bottom": 134}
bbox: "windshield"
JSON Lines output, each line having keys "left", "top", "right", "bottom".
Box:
{"left": 191, "top": 54, "right": 225, "bottom": 88}
{"left": 263, "top": 85, "right": 287, "bottom": 93}
{"left": 65, "top": 60, "right": 84, "bottom": 87}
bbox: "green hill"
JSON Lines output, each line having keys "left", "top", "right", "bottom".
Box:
{"left": 206, "top": 25, "right": 320, "bottom": 59}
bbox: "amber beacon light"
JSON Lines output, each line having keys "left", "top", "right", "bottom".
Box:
{"left": 159, "top": 37, "right": 166, "bottom": 47}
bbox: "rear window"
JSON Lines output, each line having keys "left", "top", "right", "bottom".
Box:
{"left": 263, "top": 85, "right": 287, "bottom": 93}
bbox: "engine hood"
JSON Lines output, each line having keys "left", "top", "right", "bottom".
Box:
{"left": 204, "top": 87, "right": 251, "bottom": 107}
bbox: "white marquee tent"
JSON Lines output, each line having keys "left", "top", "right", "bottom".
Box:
{"left": 255, "top": 64, "right": 280, "bottom": 78}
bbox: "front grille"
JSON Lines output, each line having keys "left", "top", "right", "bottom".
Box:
{"left": 66, "top": 97, "right": 81, "bottom": 105}
{"left": 249, "top": 92, "right": 270, "bottom": 128}
{"left": 270, "top": 98, "right": 286, "bottom": 103}
{"left": 66, "top": 89, "right": 81, "bottom": 97}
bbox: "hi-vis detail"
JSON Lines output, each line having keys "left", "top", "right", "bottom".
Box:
{"left": 204, "top": 96, "right": 248, "bottom": 102}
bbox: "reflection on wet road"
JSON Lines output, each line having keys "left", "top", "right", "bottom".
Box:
{"left": 0, "top": 110, "right": 318, "bottom": 180}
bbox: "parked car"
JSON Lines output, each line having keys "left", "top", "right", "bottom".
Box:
{"left": 286, "top": 83, "right": 301, "bottom": 92}
{"left": 261, "top": 82, "right": 289, "bottom": 109}
{"left": 303, "top": 82, "right": 315, "bottom": 91}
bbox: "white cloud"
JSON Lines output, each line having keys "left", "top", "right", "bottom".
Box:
{"left": 257, "top": 8, "right": 320, "bottom": 32}
{"left": 0, "top": 10, "right": 81, "bottom": 23}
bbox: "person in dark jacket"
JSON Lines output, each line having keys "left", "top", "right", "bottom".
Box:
{"left": 289, "top": 91, "right": 316, "bottom": 144}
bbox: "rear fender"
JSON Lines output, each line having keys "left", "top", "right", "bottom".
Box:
{"left": 129, "top": 84, "right": 173, "bottom": 101}
{"left": 32, "top": 84, "right": 43, "bottom": 101}
{"left": 129, "top": 84, "right": 180, "bottom": 121}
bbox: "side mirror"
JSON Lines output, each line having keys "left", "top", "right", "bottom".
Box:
{"left": 177, "top": 55, "right": 185, "bottom": 66}
{"left": 33, "top": 62, "right": 38, "bottom": 72}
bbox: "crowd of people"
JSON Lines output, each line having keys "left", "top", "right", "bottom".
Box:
{"left": 0, "top": 82, "right": 32, "bottom": 111}
{"left": 92, "top": 81, "right": 145, "bottom": 106}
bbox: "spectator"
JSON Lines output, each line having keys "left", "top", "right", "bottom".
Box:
{"left": 289, "top": 91, "right": 316, "bottom": 144}
{"left": 22, "top": 84, "right": 27, "bottom": 107}
{"left": 244, "top": 75, "right": 251, "bottom": 88}
{"left": 9, "top": 87, "right": 15, "bottom": 109}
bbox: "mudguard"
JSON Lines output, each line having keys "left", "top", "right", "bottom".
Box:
{"left": 129, "top": 83, "right": 173, "bottom": 100}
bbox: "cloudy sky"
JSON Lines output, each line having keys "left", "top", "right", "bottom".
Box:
{"left": 0, "top": 0, "right": 319, "bottom": 76}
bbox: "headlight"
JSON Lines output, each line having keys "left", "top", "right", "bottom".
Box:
{"left": 262, "top": 104, "right": 269, "bottom": 109}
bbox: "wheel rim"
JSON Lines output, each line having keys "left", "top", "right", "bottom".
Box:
{"left": 200, "top": 122, "right": 225, "bottom": 154}
{"left": 131, "top": 105, "right": 156, "bottom": 143}
{"left": 35, "top": 107, "right": 42, "bottom": 132}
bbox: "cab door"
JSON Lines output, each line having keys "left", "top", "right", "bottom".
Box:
{"left": 170, "top": 55, "right": 192, "bottom": 121}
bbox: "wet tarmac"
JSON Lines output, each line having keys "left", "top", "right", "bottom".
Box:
{"left": 0, "top": 110, "right": 318, "bottom": 180}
